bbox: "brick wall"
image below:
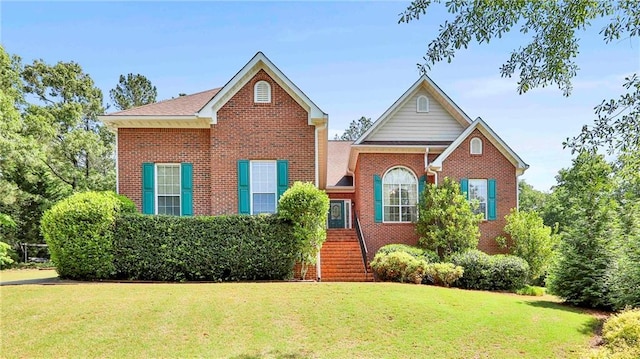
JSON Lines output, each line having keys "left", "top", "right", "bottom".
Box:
{"left": 355, "top": 153, "right": 425, "bottom": 260}
{"left": 212, "top": 69, "right": 316, "bottom": 214}
{"left": 440, "top": 129, "right": 517, "bottom": 254}
{"left": 118, "top": 128, "right": 211, "bottom": 214}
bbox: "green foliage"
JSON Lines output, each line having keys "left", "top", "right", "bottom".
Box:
{"left": 113, "top": 214, "right": 298, "bottom": 281}
{"left": 370, "top": 251, "right": 428, "bottom": 284}
{"left": 451, "top": 250, "right": 530, "bottom": 291}
{"left": 590, "top": 308, "right": 640, "bottom": 359}
{"left": 0, "top": 241, "right": 17, "bottom": 269}
{"left": 547, "top": 152, "right": 617, "bottom": 309}
{"left": 334, "top": 116, "right": 372, "bottom": 141}
{"left": 499, "top": 209, "right": 558, "bottom": 281}
{"left": 109, "top": 73, "right": 157, "bottom": 111}
{"left": 516, "top": 285, "right": 545, "bottom": 297}
{"left": 277, "top": 182, "right": 329, "bottom": 278}
{"left": 518, "top": 180, "right": 549, "bottom": 213}
{"left": 41, "top": 191, "right": 133, "bottom": 279}
{"left": 424, "top": 262, "right": 463, "bottom": 287}
{"left": 375, "top": 243, "right": 439, "bottom": 263}
{"left": 609, "top": 202, "right": 640, "bottom": 310}
{"left": 416, "top": 177, "right": 481, "bottom": 259}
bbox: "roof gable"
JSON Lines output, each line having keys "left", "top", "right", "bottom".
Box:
{"left": 355, "top": 75, "right": 473, "bottom": 144}
{"left": 430, "top": 117, "right": 529, "bottom": 175}
{"left": 197, "top": 52, "right": 326, "bottom": 125}
{"left": 106, "top": 88, "right": 220, "bottom": 117}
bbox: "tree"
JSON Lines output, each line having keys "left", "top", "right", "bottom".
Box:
{"left": 546, "top": 152, "right": 618, "bottom": 309}
{"left": 109, "top": 73, "right": 157, "bottom": 111}
{"left": 22, "top": 59, "right": 115, "bottom": 191}
{"left": 498, "top": 209, "right": 558, "bottom": 282}
{"left": 399, "top": 0, "right": 639, "bottom": 154}
{"left": 334, "top": 116, "right": 372, "bottom": 140}
{"left": 277, "top": 182, "right": 330, "bottom": 280}
{"left": 518, "top": 180, "right": 548, "bottom": 213}
{"left": 608, "top": 201, "right": 640, "bottom": 310}
{"left": 416, "top": 177, "right": 481, "bottom": 259}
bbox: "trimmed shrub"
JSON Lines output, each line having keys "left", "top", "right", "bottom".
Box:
{"left": 41, "top": 191, "right": 135, "bottom": 280}
{"left": 0, "top": 241, "right": 17, "bottom": 269}
{"left": 424, "top": 262, "right": 464, "bottom": 287}
{"left": 278, "top": 182, "right": 329, "bottom": 279}
{"left": 376, "top": 243, "right": 439, "bottom": 263}
{"left": 370, "top": 251, "right": 427, "bottom": 284}
{"left": 112, "top": 214, "right": 299, "bottom": 281}
{"left": 451, "top": 250, "right": 530, "bottom": 291}
{"left": 589, "top": 308, "right": 640, "bottom": 359}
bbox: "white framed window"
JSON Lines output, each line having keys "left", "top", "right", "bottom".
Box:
{"left": 469, "top": 179, "right": 487, "bottom": 218}
{"left": 156, "top": 164, "right": 180, "bottom": 216}
{"left": 254, "top": 80, "right": 271, "bottom": 103}
{"left": 250, "top": 161, "right": 276, "bottom": 214}
{"left": 383, "top": 167, "right": 418, "bottom": 222}
{"left": 470, "top": 137, "right": 483, "bottom": 155}
{"left": 417, "top": 95, "right": 429, "bottom": 113}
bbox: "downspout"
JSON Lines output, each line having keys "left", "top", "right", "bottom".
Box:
{"left": 115, "top": 129, "right": 119, "bottom": 194}
{"left": 315, "top": 120, "right": 327, "bottom": 281}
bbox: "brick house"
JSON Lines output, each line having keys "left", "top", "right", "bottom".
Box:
{"left": 99, "top": 52, "right": 528, "bottom": 281}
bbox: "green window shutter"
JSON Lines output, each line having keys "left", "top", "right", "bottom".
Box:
{"left": 142, "top": 163, "right": 155, "bottom": 214}
{"left": 374, "top": 174, "right": 382, "bottom": 223}
{"left": 181, "top": 163, "right": 193, "bottom": 216}
{"left": 418, "top": 174, "right": 426, "bottom": 201}
{"left": 460, "top": 178, "right": 469, "bottom": 200}
{"left": 488, "top": 179, "right": 497, "bottom": 221}
{"left": 277, "top": 160, "right": 289, "bottom": 200}
{"left": 237, "top": 160, "right": 250, "bottom": 214}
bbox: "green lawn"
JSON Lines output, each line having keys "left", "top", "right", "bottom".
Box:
{"left": 1, "top": 272, "right": 599, "bottom": 358}
{"left": 0, "top": 268, "right": 58, "bottom": 282}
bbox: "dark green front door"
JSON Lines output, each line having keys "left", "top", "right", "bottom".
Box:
{"left": 328, "top": 200, "right": 345, "bottom": 229}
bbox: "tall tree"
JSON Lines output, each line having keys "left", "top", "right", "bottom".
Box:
{"left": 334, "top": 116, "right": 372, "bottom": 140}
{"left": 399, "top": 0, "right": 639, "bottom": 154}
{"left": 109, "top": 73, "right": 157, "bottom": 111}
{"left": 546, "top": 152, "right": 618, "bottom": 308}
{"left": 22, "top": 59, "right": 114, "bottom": 191}
{"left": 518, "top": 180, "right": 548, "bottom": 213}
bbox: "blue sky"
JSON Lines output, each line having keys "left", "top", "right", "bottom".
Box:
{"left": 2, "top": 1, "right": 638, "bottom": 191}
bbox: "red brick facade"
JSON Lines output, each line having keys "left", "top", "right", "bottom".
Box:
{"left": 117, "top": 69, "right": 316, "bottom": 215}
{"left": 439, "top": 129, "right": 516, "bottom": 253}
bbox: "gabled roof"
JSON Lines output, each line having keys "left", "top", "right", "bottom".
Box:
{"left": 354, "top": 74, "right": 473, "bottom": 144}
{"left": 107, "top": 88, "right": 221, "bottom": 116}
{"left": 197, "top": 52, "right": 327, "bottom": 125}
{"left": 430, "top": 117, "right": 529, "bottom": 175}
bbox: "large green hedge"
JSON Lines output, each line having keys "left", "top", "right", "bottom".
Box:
{"left": 112, "top": 214, "right": 299, "bottom": 281}
{"left": 41, "top": 191, "right": 135, "bottom": 279}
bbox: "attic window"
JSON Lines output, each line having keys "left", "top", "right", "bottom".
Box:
{"left": 254, "top": 81, "right": 271, "bottom": 103}
{"left": 417, "top": 95, "right": 429, "bottom": 112}
{"left": 470, "top": 137, "right": 483, "bottom": 155}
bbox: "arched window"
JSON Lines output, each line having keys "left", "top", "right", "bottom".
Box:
{"left": 416, "top": 95, "right": 429, "bottom": 112}
{"left": 383, "top": 167, "right": 418, "bottom": 222}
{"left": 470, "top": 137, "right": 483, "bottom": 155}
{"left": 254, "top": 80, "right": 271, "bottom": 103}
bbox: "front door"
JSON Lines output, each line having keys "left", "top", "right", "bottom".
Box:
{"left": 328, "top": 200, "right": 345, "bottom": 229}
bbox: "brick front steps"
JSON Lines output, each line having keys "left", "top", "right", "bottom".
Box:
{"left": 319, "top": 229, "right": 372, "bottom": 282}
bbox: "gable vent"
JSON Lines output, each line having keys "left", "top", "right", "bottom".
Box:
{"left": 254, "top": 81, "right": 271, "bottom": 103}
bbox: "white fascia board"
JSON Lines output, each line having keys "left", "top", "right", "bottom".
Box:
{"left": 354, "top": 74, "right": 473, "bottom": 144}
{"left": 347, "top": 144, "right": 431, "bottom": 173}
{"left": 98, "top": 115, "right": 206, "bottom": 130}
{"left": 196, "top": 52, "right": 327, "bottom": 126}
{"left": 431, "top": 117, "right": 529, "bottom": 173}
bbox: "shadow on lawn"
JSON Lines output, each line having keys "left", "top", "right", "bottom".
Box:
{"left": 523, "top": 300, "right": 606, "bottom": 336}
{"left": 231, "top": 350, "right": 313, "bottom": 359}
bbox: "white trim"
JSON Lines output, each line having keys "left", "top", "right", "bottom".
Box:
{"left": 196, "top": 52, "right": 326, "bottom": 125}
{"left": 249, "top": 160, "right": 277, "bottom": 215}
{"left": 347, "top": 144, "right": 444, "bottom": 175}
{"left": 155, "top": 163, "right": 181, "bottom": 216}
{"left": 430, "top": 117, "right": 529, "bottom": 175}
{"left": 468, "top": 178, "right": 488, "bottom": 219}
{"left": 115, "top": 130, "right": 119, "bottom": 194}
{"left": 354, "top": 74, "right": 473, "bottom": 144}
{"left": 381, "top": 166, "right": 418, "bottom": 223}
{"left": 328, "top": 199, "right": 352, "bottom": 229}
{"left": 416, "top": 95, "right": 429, "bottom": 113}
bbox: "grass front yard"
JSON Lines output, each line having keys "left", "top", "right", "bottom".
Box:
{"left": 1, "top": 272, "right": 599, "bottom": 358}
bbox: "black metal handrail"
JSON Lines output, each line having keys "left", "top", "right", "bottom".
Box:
{"left": 353, "top": 210, "right": 368, "bottom": 274}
